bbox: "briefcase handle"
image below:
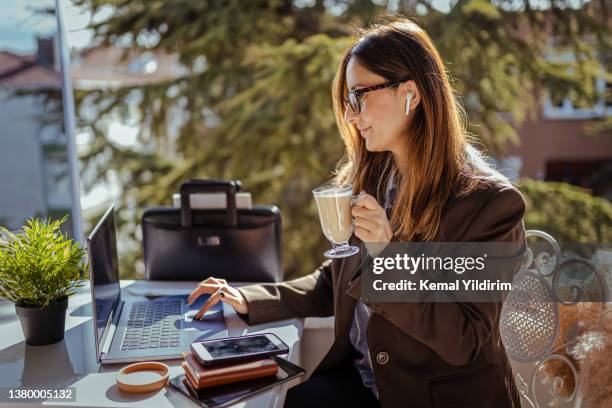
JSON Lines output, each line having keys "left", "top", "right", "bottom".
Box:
{"left": 180, "top": 179, "right": 240, "bottom": 227}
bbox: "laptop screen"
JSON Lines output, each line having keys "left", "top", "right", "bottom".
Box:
{"left": 87, "top": 206, "right": 121, "bottom": 358}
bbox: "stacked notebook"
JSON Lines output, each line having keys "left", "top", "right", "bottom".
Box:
{"left": 170, "top": 353, "right": 305, "bottom": 407}
{"left": 180, "top": 352, "right": 279, "bottom": 389}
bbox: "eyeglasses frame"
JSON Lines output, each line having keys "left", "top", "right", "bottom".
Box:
{"left": 344, "top": 78, "right": 411, "bottom": 114}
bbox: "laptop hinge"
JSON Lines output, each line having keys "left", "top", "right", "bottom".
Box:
{"left": 101, "top": 300, "right": 124, "bottom": 357}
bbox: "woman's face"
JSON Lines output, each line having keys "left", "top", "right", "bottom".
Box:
{"left": 344, "top": 57, "right": 418, "bottom": 154}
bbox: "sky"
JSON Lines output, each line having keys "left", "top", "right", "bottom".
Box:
{"left": 0, "top": 1, "right": 57, "bottom": 54}
{"left": 0, "top": 0, "right": 589, "bottom": 54}
{"left": 0, "top": 0, "right": 106, "bottom": 54}
{"left": 0, "top": 0, "right": 459, "bottom": 54}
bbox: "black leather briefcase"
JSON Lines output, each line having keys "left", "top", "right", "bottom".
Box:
{"left": 142, "top": 179, "right": 283, "bottom": 282}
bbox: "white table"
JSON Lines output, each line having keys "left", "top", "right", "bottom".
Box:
{"left": 0, "top": 280, "right": 304, "bottom": 407}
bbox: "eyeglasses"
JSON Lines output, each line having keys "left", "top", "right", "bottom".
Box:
{"left": 344, "top": 78, "right": 411, "bottom": 114}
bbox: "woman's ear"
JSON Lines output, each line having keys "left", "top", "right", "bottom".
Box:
{"left": 400, "top": 80, "right": 420, "bottom": 112}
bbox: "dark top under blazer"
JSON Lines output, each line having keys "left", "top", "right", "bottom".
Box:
{"left": 237, "top": 179, "right": 527, "bottom": 408}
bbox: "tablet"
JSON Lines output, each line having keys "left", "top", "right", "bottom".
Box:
{"left": 169, "top": 356, "right": 305, "bottom": 408}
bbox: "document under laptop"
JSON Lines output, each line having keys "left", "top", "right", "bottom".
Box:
{"left": 87, "top": 205, "right": 228, "bottom": 364}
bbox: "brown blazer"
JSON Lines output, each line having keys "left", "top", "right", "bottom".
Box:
{"left": 237, "top": 180, "right": 527, "bottom": 408}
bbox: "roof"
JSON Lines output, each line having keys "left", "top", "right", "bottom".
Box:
{"left": 71, "top": 46, "right": 184, "bottom": 89}
{"left": 0, "top": 51, "right": 61, "bottom": 89}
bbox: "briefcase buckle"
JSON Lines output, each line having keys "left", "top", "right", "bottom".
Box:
{"left": 197, "top": 236, "right": 221, "bottom": 246}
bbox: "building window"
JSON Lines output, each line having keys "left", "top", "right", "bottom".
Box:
{"left": 543, "top": 76, "right": 612, "bottom": 120}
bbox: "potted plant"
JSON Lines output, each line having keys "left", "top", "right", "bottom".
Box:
{"left": 0, "top": 217, "right": 88, "bottom": 346}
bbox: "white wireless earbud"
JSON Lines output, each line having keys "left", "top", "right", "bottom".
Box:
{"left": 405, "top": 92, "right": 414, "bottom": 116}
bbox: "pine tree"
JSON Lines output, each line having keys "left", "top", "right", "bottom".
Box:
{"left": 72, "top": 0, "right": 611, "bottom": 278}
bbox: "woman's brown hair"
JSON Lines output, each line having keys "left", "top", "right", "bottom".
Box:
{"left": 332, "top": 17, "right": 505, "bottom": 242}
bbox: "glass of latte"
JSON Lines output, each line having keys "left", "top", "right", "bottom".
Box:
{"left": 312, "top": 184, "right": 360, "bottom": 258}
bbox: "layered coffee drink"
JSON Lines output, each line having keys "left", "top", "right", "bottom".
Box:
{"left": 314, "top": 187, "right": 353, "bottom": 244}
{"left": 312, "top": 184, "right": 360, "bottom": 258}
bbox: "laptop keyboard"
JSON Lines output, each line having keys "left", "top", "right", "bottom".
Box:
{"left": 121, "top": 300, "right": 183, "bottom": 351}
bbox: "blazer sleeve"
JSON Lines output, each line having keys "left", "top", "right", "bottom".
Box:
{"left": 371, "top": 185, "right": 527, "bottom": 366}
{"left": 235, "top": 260, "right": 335, "bottom": 325}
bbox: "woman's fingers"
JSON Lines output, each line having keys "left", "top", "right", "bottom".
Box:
{"left": 186, "top": 284, "right": 223, "bottom": 305}
{"left": 351, "top": 205, "right": 370, "bottom": 217}
{"left": 194, "top": 287, "right": 246, "bottom": 319}
{"left": 353, "top": 215, "right": 377, "bottom": 233}
{"left": 352, "top": 193, "right": 380, "bottom": 210}
{"left": 353, "top": 205, "right": 386, "bottom": 230}
{"left": 203, "top": 277, "right": 227, "bottom": 287}
{"left": 352, "top": 206, "right": 385, "bottom": 226}
{"left": 189, "top": 277, "right": 248, "bottom": 317}
{"left": 187, "top": 277, "right": 228, "bottom": 305}
{"left": 186, "top": 286, "right": 205, "bottom": 305}
{"left": 201, "top": 277, "right": 227, "bottom": 286}
{"left": 194, "top": 288, "right": 223, "bottom": 319}
{"left": 216, "top": 290, "right": 247, "bottom": 315}
{"left": 354, "top": 226, "right": 372, "bottom": 242}
{"left": 352, "top": 199, "right": 385, "bottom": 222}
{"left": 351, "top": 193, "right": 393, "bottom": 243}
{"left": 353, "top": 209, "right": 392, "bottom": 243}
{"left": 187, "top": 283, "right": 221, "bottom": 304}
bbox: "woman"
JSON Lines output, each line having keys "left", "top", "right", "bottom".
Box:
{"left": 187, "top": 18, "right": 526, "bottom": 408}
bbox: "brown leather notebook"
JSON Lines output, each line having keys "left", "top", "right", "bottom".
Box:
{"left": 181, "top": 352, "right": 278, "bottom": 389}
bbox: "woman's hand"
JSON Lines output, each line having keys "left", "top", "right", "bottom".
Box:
{"left": 351, "top": 192, "right": 393, "bottom": 244}
{"left": 187, "top": 277, "right": 248, "bottom": 319}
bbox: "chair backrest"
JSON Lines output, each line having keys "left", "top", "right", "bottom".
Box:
{"left": 499, "top": 230, "right": 609, "bottom": 408}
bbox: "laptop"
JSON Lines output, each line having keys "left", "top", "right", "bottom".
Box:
{"left": 87, "top": 205, "right": 227, "bottom": 364}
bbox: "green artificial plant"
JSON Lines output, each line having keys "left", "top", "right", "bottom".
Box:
{"left": 0, "top": 217, "right": 88, "bottom": 308}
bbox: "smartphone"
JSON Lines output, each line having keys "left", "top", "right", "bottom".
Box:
{"left": 191, "top": 333, "right": 289, "bottom": 367}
